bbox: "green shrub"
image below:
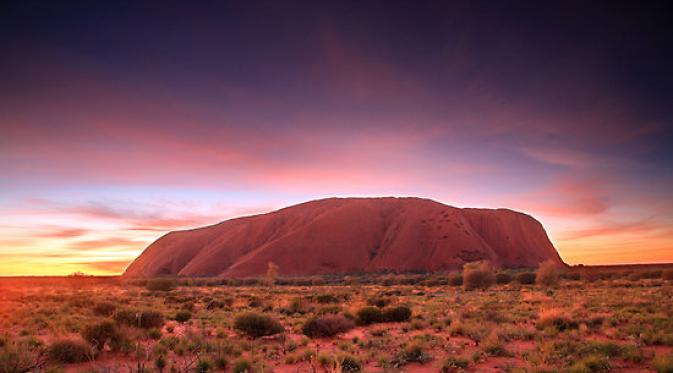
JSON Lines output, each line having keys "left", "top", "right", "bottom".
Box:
{"left": 205, "top": 299, "right": 226, "bottom": 310}
{"left": 146, "top": 278, "right": 176, "bottom": 292}
{"left": 356, "top": 307, "right": 384, "bottom": 325}
{"left": 655, "top": 353, "right": 673, "bottom": 373}
{"left": 383, "top": 306, "right": 412, "bottom": 322}
{"left": 303, "top": 315, "right": 355, "bottom": 337}
{"left": 338, "top": 353, "right": 362, "bottom": 372}
{"left": 568, "top": 354, "right": 610, "bottom": 373}
{"left": 92, "top": 302, "right": 117, "bottom": 316}
{"left": 282, "top": 297, "right": 311, "bottom": 315}
{"left": 47, "top": 339, "right": 90, "bottom": 363}
{"left": 234, "top": 313, "right": 284, "bottom": 338}
{"left": 536, "top": 311, "right": 578, "bottom": 332}
{"left": 366, "top": 297, "right": 391, "bottom": 308}
{"left": 315, "top": 294, "right": 340, "bottom": 304}
{"left": 175, "top": 310, "right": 192, "bottom": 323}
{"left": 397, "top": 343, "right": 432, "bottom": 364}
{"left": 247, "top": 296, "right": 263, "bottom": 308}
{"left": 233, "top": 358, "right": 252, "bottom": 373}
{"left": 317, "top": 305, "right": 343, "bottom": 315}
{"left": 138, "top": 310, "right": 164, "bottom": 329}
{"left": 495, "top": 272, "right": 512, "bottom": 284}
{"left": 317, "top": 352, "right": 335, "bottom": 367}
{"left": 114, "top": 309, "right": 164, "bottom": 329}
{"left": 463, "top": 261, "right": 495, "bottom": 291}
{"left": 81, "top": 320, "right": 120, "bottom": 350}
{"left": 516, "top": 272, "right": 537, "bottom": 285}
{"left": 448, "top": 273, "right": 463, "bottom": 286}
{"left": 215, "top": 356, "right": 227, "bottom": 369}
{"left": 155, "top": 354, "right": 167, "bottom": 370}
{"left": 195, "top": 358, "right": 214, "bottom": 373}
{"left": 148, "top": 328, "right": 162, "bottom": 340}
{"left": 355, "top": 305, "right": 412, "bottom": 325}
{"left": 441, "top": 356, "right": 470, "bottom": 372}
{"left": 483, "top": 340, "right": 511, "bottom": 357}
{"left": 114, "top": 309, "right": 137, "bottom": 326}
{"left": 0, "top": 338, "right": 42, "bottom": 372}
{"left": 620, "top": 345, "right": 643, "bottom": 363}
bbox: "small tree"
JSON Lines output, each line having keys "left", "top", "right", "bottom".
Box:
{"left": 302, "top": 315, "right": 355, "bottom": 337}
{"left": 266, "top": 262, "right": 279, "bottom": 286}
{"left": 536, "top": 260, "right": 561, "bottom": 287}
{"left": 463, "top": 261, "right": 495, "bottom": 291}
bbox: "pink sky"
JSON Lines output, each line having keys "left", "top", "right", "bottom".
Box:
{"left": 2, "top": 1, "right": 672, "bottom": 275}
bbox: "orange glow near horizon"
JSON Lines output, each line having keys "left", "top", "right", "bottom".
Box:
{"left": 1, "top": 197, "right": 671, "bottom": 276}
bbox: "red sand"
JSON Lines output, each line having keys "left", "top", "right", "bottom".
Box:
{"left": 124, "top": 197, "right": 563, "bottom": 278}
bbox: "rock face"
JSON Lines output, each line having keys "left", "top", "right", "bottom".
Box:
{"left": 123, "top": 197, "right": 563, "bottom": 278}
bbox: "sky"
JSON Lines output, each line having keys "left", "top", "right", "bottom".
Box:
{"left": 1, "top": 1, "right": 672, "bottom": 275}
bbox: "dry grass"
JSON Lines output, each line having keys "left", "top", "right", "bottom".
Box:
{"left": 0, "top": 266, "right": 672, "bottom": 372}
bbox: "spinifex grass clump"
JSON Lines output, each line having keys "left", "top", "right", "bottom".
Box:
{"left": 232, "top": 359, "right": 252, "bottom": 373}
{"left": 654, "top": 352, "right": 673, "bottom": 373}
{"left": 0, "top": 337, "right": 44, "bottom": 371}
{"left": 536, "top": 310, "right": 579, "bottom": 332}
{"left": 114, "top": 309, "right": 164, "bottom": 329}
{"left": 91, "top": 302, "right": 117, "bottom": 316}
{"left": 366, "top": 296, "right": 391, "bottom": 308}
{"left": 356, "top": 307, "right": 384, "bottom": 325}
{"left": 174, "top": 310, "right": 192, "bottom": 323}
{"left": 47, "top": 339, "right": 91, "bottom": 363}
{"left": 81, "top": 320, "right": 122, "bottom": 350}
{"left": 336, "top": 354, "right": 363, "bottom": 373}
{"left": 303, "top": 314, "right": 355, "bottom": 337}
{"left": 394, "top": 342, "right": 432, "bottom": 365}
{"left": 440, "top": 356, "right": 470, "bottom": 372}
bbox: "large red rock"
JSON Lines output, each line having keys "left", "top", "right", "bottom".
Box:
{"left": 123, "top": 197, "right": 563, "bottom": 277}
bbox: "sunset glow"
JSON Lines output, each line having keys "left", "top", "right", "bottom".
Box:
{"left": 2, "top": 2, "right": 672, "bottom": 275}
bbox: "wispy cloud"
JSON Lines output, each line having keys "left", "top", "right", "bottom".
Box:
{"left": 559, "top": 218, "right": 665, "bottom": 241}
{"left": 35, "top": 227, "right": 89, "bottom": 238}
{"left": 69, "top": 238, "right": 142, "bottom": 251}
{"left": 78, "top": 260, "right": 131, "bottom": 273}
{"left": 511, "top": 175, "right": 611, "bottom": 218}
